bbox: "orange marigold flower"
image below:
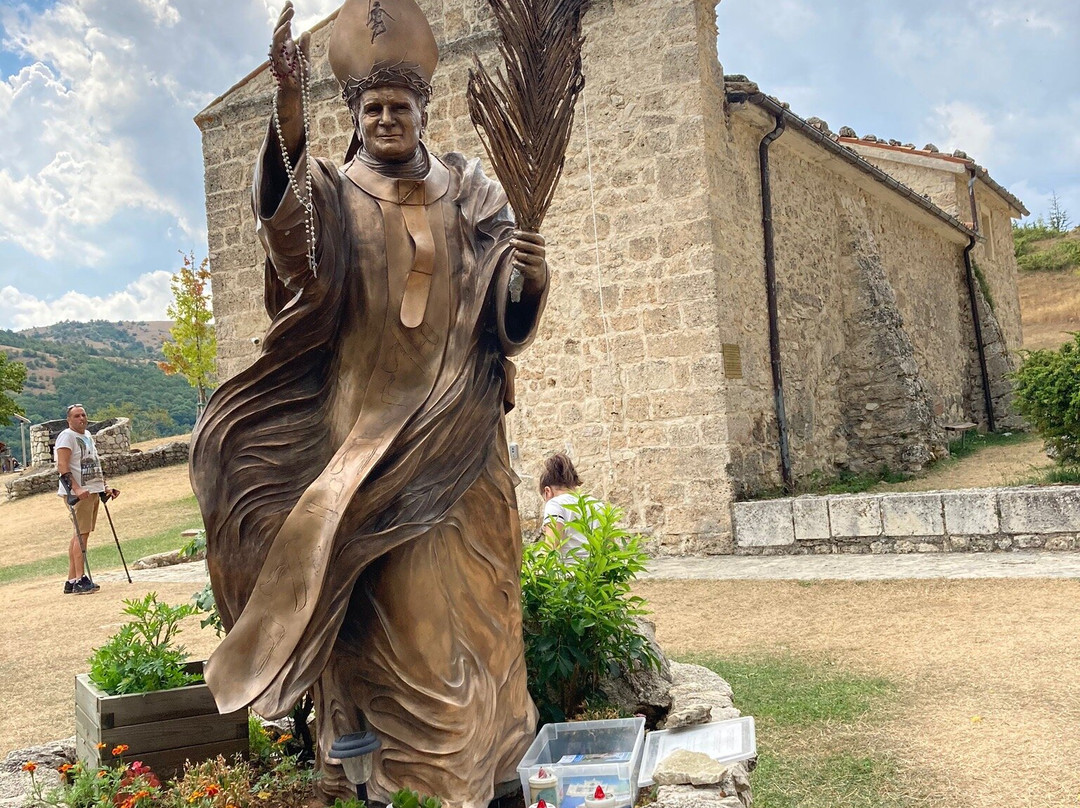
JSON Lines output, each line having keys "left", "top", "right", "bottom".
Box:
{"left": 21, "top": 762, "right": 36, "bottom": 773}
{"left": 58, "top": 763, "right": 73, "bottom": 774}
{"left": 97, "top": 770, "right": 107, "bottom": 778}
{"left": 276, "top": 733, "right": 293, "bottom": 744}
{"left": 96, "top": 742, "right": 107, "bottom": 750}
{"left": 189, "top": 790, "right": 204, "bottom": 802}
{"left": 205, "top": 784, "right": 221, "bottom": 796}
{"left": 112, "top": 744, "right": 130, "bottom": 756}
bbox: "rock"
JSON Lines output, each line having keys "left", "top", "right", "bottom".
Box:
{"left": 806, "top": 117, "right": 830, "bottom": 133}
{"left": 131, "top": 548, "right": 206, "bottom": 569}
{"left": 653, "top": 786, "right": 744, "bottom": 808}
{"left": 653, "top": 750, "right": 728, "bottom": 786}
{"left": 903, "top": 143, "right": 915, "bottom": 149}
{"left": 667, "top": 662, "right": 735, "bottom": 713}
{"left": 663, "top": 703, "right": 712, "bottom": 729}
{"left": 0, "top": 739, "right": 75, "bottom": 807}
{"left": 599, "top": 618, "right": 673, "bottom": 724}
{"left": 923, "top": 142, "right": 939, "bottom": 152}
{"left": 952, "top": 149, "right": 969, "bottom": 159}
{"left": 861, "top": 134, "right": 878, "bottom": 142}
{"left": 838, "top": 126, "right": 856, "bottom": 138}
{"left": 888, "top": 139, "right": 901, "bottom": 146}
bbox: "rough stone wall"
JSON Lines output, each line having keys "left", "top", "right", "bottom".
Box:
{"left": 199, "top": 0, "right": 736, "bottom": 553}
{"left": 29, "top": 418, "right": 131, "bottom": 467}
{"left": 969, "top": 183, "right": 1024, "bottom": 359}
{"left": 712, "top": 107, "right": 998, "bottom": 494}
{"left": 5, "top": 441, "right": 189, "bottom": 500}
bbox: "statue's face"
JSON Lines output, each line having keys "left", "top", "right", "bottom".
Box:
{"left": 357, "top": 86, "right": 427, "bottom": 163}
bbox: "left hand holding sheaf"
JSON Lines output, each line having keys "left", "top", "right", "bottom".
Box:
{"left": 511, "top": 230, "right": 546, "bottom": 293}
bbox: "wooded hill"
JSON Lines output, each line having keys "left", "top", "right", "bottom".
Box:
{"left": 0, "top": 320, "right": 199, "bottom": 452}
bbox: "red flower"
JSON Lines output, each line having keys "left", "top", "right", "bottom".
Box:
{"left": 112, "top": 744, "right": 130, "bottom": 756}
{"left": 21, "top": 762, "right": 36, "bottom": 773}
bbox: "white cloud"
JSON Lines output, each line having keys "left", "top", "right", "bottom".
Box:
{"left": 0, "top": 271, "right": 174, "bottom": 330}
{"left": 983, "top": 4, "right": 1063, "bottom": 34}
{"left": 927, "top": 101, "right": 998, "bottom": 165}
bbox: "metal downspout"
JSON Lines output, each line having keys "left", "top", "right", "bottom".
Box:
{"left": 965, "top": 171, "right": 996, "bottom": 431}
{"left": 758, "top": 113, "right": 794, "bottom": 491}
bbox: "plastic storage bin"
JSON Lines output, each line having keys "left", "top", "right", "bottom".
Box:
{"left": 517, "top": 717, "right": 645, "bottom": 808}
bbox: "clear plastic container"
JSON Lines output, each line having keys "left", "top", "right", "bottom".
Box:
{"left": 517, "top": 717, "right": 646, "bottom": 808}
{"left": 637, "top": 717, "right": 757, "bottom": 788}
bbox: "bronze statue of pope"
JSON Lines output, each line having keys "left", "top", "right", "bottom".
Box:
{"left": 190, "top": 1, "right": 546, "bottom": 803}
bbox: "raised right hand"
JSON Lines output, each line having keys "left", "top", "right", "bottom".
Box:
{"left": 270, "top": 2, "right": 311, "bottom": 156}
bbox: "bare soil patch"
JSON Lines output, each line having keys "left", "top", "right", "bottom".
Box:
{"left": 1019, "top": 268, "right": 1080, "bottom": 351}
{"left": 637, "top": 578, "right": 1080, "bottom": 808}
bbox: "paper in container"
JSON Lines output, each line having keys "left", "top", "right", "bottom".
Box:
{"left": 517, "top": 717, "right": 646, "bottom": 808}
{"left": 636, "top": 716, "right": 757, "bottom": 788}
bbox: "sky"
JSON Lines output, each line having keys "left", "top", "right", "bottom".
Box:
{"left": 0, "top": 0, "right": 1076, "bottom": 330}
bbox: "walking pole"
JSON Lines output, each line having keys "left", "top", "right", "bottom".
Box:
{"left": 100, "top": 493, "right": 132, "bottom": 584}
{"left": 64, "top": 493, "right": 94, "bottom": 586}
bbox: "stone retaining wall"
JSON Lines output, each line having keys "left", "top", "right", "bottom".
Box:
{"left": 733, "top": 486, "right": 1080, "bottom": 554}
{"left": 4, "top": 442, "right": 189, "bottom": 501}
{"left": 29, "top": 419, "right": 131, "bottom": 467}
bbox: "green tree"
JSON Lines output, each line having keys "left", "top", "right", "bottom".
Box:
{"left": 1048, "top": 191, "right": 1072, "bottom": 234}
{"left": 0, "top": 352, "right": 28, "bottom": 426}
{"left": 157, "top": 252, "right": 217, "bottom": 414}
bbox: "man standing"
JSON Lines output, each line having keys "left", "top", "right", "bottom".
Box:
{"left": 191, "top": 0, "right": 548, "bottom": 804}
{"left": 56, "top": 405, "right": 119, "bottom": 595}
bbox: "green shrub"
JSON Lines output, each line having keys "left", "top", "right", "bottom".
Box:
{"left": 1012, "top": 333, "right": 1080, "bottom": 463}
{"left": 179, "top": 528, "right": 206, "bottom": 559}
{"left": 87, "top": 592, "right": 203, "bottom": 695}
{"left": 192, "top": 581, "right": 224, "bottom": 637}
{"left": 1016, "top": 238, "right": 1080, "bottom": 272}
{"left": 1013, "top": 220, "right": 1059, "bottom": 256}
{"left": 521, "top": 495, "right": 660, "bottom": 723}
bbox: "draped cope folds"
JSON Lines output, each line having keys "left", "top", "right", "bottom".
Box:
{"left": 190, "top": 131, "right": 547, "bottom": 808}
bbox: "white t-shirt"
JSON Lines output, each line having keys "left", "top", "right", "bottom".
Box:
{"left": 55, "top": 428, "right": 105, "bottom": 497}
{"left": 543, "top": 492, "right": 600, "bottom": 560}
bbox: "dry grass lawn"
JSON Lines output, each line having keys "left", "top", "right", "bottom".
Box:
{"left": 1018, "top": 269, "right": 1080, "bottom": 351}
{"left": 638, "top": 578, "right": 1080, "bottom": 808}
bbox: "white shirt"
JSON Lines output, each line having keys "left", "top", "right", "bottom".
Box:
{"left": 543, "top": 492, "right": 600, "bottom": 560}
{"left": 55, "top": 428, "right": 105, "bottom": 497}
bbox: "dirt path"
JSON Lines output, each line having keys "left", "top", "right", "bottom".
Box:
{"left": 871, "top": 433, "right": 1053, "bottom": 493}
{"left": 636, "top": 578, "right": 1080, "bottom": 808}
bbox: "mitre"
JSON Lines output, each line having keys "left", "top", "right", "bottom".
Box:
{"left": 329, "top": 0, "right": 440, "bottom": 105}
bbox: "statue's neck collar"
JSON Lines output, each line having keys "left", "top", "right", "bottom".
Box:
{"left": 344, "top": 142, "right": 449, "bottom": 204}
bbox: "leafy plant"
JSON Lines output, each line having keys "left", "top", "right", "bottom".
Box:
{"left": 521, "top": 495, "right": 660, "bottom": 723}
{"left": 179, "top": 528, "right": 207, "bottom": 560}
{"left": 87, "top": 592, "right": 203, "bottom": 695}
{"left": 191, "top": 579, "right": 224, "bottom": 637}
{"left": 1012, "top": 333, "right": 1080, "bottom": 463}
{"left": 25, "top": 754, "right": 162, "bottom": 808}
{"left": 391, "top": 788, "right": 442, "bottom": 808}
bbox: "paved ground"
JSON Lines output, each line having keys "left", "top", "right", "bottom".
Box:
{"left": 93, "top": 550, "right": 1080, "bottom": 585}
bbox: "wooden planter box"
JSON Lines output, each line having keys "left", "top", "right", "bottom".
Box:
{"left": 75, "top": 661, "right": 248, "bottom": 778}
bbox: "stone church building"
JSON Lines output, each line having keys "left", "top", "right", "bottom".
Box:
{"left": 196, "top": 0, "right": 1027, "bottom": 554}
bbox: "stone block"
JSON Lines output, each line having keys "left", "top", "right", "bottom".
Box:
{"left": 828, "top": 496, "right": 882, "bottom": 537}
{"left": 733, "top": 500, "right": 794, "bottom": 547}
{"left": 943, "top": 490, "right": 999, "bottom": 535}
{"left": 998, "top": 487, "right": 1080, "bottom": 534}
{"left": 792, "top": 497, "right": 830, "bottom": 541}
{"left": 880, "top": 493, "right": 944, "bottom": 536}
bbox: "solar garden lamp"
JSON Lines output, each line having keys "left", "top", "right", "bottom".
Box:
{"left": 329, "top": 731, "right": 381, "bottom": 800}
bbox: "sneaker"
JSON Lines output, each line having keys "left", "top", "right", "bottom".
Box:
{"left": 63, "top": 580, "right": 75, "bottom": 595}
{"left": 72, "top": 576, "right": 100, "bottom": 595}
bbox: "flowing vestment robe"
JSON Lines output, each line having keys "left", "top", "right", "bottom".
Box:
{"left": 190, "top": 130, "right": 545, "bottom": 807}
